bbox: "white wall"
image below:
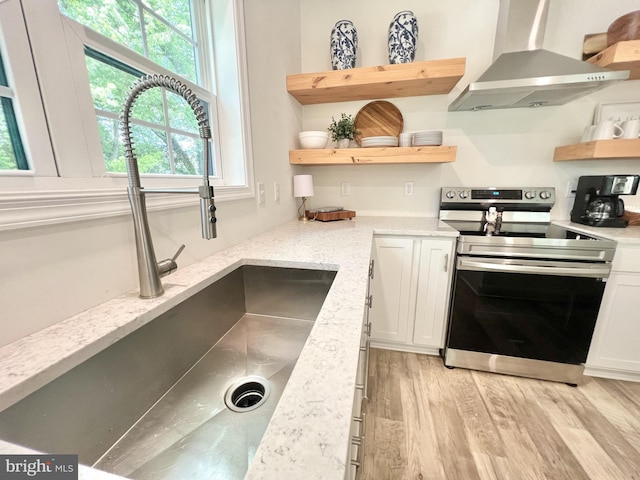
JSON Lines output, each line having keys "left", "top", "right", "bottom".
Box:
{"left": 299, "top": 0, "right": 640, "bottom": 219}
{"left": 0, "top": 0, "right": 302, "bottom": 347}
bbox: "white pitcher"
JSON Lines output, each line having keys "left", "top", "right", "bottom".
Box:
{"left": 621, "top": 117, "right": 640, "bottom": 139}
{"left": 593, "top": 119, "right": 624, "bottom": 140}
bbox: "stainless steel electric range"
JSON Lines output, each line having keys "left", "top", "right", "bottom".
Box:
{"left": 439, "top": 186, "right": 617, "bottom": 384}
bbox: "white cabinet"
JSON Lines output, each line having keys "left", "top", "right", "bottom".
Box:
{"left": 586, "top": 244, "right": 640, "bottom": 381}
{"left": 369, "top": 237, "right": 415, "bottom": 343}
{"left": 369, "top": 235, "right": 455, "bottom": 355}
{"left": 413, "top": 239, "right": 454, "bottom": 347}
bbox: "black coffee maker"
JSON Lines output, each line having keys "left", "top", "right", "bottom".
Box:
{"left": 571, "top": 175, "right": 640, "bottom": 228}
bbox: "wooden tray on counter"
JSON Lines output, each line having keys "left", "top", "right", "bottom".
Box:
{"left": 306, "top": 209, "right": 356, "bottom": 221}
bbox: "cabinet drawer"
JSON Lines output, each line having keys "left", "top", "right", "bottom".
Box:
{"left": 611, "top": 245, "right": 640, "bottom": 273}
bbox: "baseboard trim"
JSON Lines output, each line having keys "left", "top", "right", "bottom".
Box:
{"left": 584, "top": 365, "right": 640, "bottom": 383}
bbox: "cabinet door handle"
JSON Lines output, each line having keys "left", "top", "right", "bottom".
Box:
{"left": 444, "top": 253, "right": 449, "bottom": 272}
{"left": 350, "top": 412, "right": 367, "bottom": 468}
{"left": 362, "top": 337, "right": 371, "bottom": 399}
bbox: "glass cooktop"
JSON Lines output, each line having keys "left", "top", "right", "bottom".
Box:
{"left": 444, "top": 221, "right": 603, "bottom": 241}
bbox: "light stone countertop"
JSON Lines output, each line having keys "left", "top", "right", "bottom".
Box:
{"left": 0, "top": 216, "right": 456, "bottom": 480}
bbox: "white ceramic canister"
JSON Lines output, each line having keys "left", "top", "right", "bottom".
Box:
{"left": 581, "top": 125, "right": 597, "bottom": 142}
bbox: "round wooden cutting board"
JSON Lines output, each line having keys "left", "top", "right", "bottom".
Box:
{"left": 354, "top": 101, "right": 403, "bottom": 145}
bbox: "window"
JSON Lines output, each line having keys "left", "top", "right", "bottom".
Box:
{"left": 83, "top": 50, "right": 213, "bottom": 176}
{"left": 0, "top": 0, "right": 57, "bottom": 181}
{"left": 0, "top": 51, "right": 28, "bottom": 171}
{"left": 0, "top": 0, "right": 252, "bottom": 230}
{"left": 59, "top": 0, "right": 200, "bottom": 84}
{"left": 59, "top": 0, "right": 216, "bottom": 177}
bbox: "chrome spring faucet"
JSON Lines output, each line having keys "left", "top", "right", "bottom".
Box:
{"left": 120, "top": 74, "right": 217, "bottom": 298}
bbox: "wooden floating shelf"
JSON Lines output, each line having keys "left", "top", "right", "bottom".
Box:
{"left": 286, "top": 58, "right": 466, "bottom": 105}
{"left": 588, "top": 39, "right": 640, "bottom": 80}
{"left": 553, "top": 139, "right": 640, "bottom": 162}
{"left": 289, "top": 146, "right": 457, "bottom": 165}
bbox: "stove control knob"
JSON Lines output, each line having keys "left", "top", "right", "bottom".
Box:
{"left": 459, "top": 191, "right": 469, "bottom": 199}
{"left": 445, "top": 190, "right": 456, "bottom": 199}
{"left": 539, "top": 190, "right": 552, "bottom": 200}
{"left": 524, "top": 190, "right": 536, "bottom": 199}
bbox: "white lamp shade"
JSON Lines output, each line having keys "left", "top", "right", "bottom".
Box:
{"left": 293, "top": 174, "right": 314, "bottom": 198}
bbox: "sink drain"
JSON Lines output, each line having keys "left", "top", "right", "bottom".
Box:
{"left": 224, "top": 376, "right": 270, "bottom": 412}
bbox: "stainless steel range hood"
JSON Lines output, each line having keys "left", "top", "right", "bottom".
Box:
{"left": 449, "top": 0, "right": 630, "bottom": 111}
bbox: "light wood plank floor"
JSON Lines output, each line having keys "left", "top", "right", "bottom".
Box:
{"left": 361, "top": 348, "right": 640, "bottom": 480}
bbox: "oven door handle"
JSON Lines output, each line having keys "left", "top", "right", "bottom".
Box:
{"left": 457, "top": 257, "right": 610, "bottom": 278}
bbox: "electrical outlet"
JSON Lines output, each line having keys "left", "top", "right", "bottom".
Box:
{"left": 566, "top": 179, "right": 578, "bottom": 197}
{"left": 274, "top": 181, "right": 280, "bottom": 202}
{"left": 341, "top": 182, "right": 351, "bottom": 196}
{"left": 404, "top": 181, "right": 414, "bottom": 196}
{"left": 257, "top": 182, "right": 265, "bottom": 205}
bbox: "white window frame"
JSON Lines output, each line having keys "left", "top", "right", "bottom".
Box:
{"left": 63, "top": 15, "right": 225, "bottom": 182}
{"left": 0, "top": 0, "right": 254, "bottom": 231}
{"left": 0, "top": 0, "right": 57, "bottom": 178}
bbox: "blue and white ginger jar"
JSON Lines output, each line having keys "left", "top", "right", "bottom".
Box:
{"left": 388, "top": 11, "right": 418, "bottom": 64}
{"left": 330, "top": 20, "right": 358, "bottom": 70}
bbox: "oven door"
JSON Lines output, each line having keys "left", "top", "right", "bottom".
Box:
{"left": 444, "top": 256, "right": 609, "bottom": 383}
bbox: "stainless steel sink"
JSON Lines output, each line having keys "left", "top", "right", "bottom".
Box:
{"left": 0, "top": 265, "right": 336, "bottom": 479}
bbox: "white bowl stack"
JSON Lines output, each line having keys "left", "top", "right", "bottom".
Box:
{"left": 412, "top": 130, "right": 443, "bottom": 146}
{"left": 299, "top": 131, "right": 329, "bottom": 149}
{"left": 360, "top": 135, "right": 399, "bottom": 148}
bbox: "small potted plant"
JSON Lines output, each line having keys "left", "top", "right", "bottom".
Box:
{"left": 328, "top": 113, "right": 358, "bottom": 148}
